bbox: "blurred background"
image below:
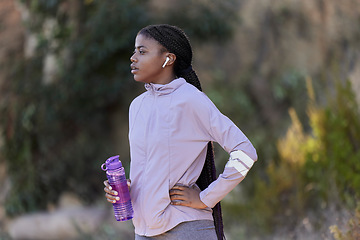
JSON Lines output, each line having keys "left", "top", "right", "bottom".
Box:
{"left": 0, "top": 0, "right": 359, "bottom": 239}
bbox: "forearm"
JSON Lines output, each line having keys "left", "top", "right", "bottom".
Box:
{"left": 199, "top": 150, "right": 256, "bottom": 208}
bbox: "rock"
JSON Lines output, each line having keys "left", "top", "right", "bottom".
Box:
{"left": 58, "top": 192, "right": 83, "bottom": 210}
{"left": 7, "top": 206, "right": 107, "bottom": 240}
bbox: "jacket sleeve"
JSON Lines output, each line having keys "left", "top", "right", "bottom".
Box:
{"left": 193, "top": 92, "right": 258, "bottom": 208}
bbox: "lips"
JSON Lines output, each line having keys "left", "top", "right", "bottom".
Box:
{"left": 131, "top": 65, "right": 138, "bottom": 74}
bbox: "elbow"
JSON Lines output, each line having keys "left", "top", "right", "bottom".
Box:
{"left": 248, "top": 147, "right": 258, "bottom": 162}
{"left": 252, "top": 150, "right": 258, "bottom": 162}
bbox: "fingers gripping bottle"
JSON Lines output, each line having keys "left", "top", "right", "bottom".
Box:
{"left": 101, "top": 155, "right": 133, "bottom": 221}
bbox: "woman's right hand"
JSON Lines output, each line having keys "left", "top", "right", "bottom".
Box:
{"left": 103, "top": 179, "right": 131, "bottom": 203}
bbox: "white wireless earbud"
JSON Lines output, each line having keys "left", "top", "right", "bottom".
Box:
{"left": 162, "top": 57, "right": 170, "bottom": 68}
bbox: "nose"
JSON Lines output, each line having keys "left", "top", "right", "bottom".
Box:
{"left": 130, "top": 53, "right": 137, "bottom": 63}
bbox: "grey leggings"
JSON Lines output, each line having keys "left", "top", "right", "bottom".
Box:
{"left": 135, "top": 220, "right": 217, "bottom": 240}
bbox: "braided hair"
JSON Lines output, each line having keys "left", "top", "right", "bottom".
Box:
{"left": 139, "top": 24, "right": 225, "bottom": 240}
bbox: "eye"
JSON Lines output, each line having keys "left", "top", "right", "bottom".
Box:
{"left": 133, "top": 48, "right": 147, "bottom": 55}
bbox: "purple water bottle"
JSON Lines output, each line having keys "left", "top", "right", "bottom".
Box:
{"left": 101, "top": 155, "right": 133, "bottom": 221}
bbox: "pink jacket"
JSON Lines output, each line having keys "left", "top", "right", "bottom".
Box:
{"left": 129, "top": 78, "right": 257, "bottom": 236}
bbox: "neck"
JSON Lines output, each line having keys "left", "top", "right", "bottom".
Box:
{"left": 153, "top": 72, "right": 177, "bottom": 85}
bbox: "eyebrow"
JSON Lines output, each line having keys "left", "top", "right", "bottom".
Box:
{"left": 135, "top": 45, "right": 147, "bottom": 49}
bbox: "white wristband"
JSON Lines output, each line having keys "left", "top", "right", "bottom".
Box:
{"left": 226, "top": 150, "right": 255, "bottom": 176}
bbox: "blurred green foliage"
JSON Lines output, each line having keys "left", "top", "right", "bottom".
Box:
{"left": 303, "top": 79, "right": 360, "bottom": 207}
{"left": 225, "top": 77, "right": 360, "bottom": 234}
{"left": 3, "top": 0, "right": 150, "bottom": 216}
{"left": 1, "top": 0, "right": 238, "bottom": 216}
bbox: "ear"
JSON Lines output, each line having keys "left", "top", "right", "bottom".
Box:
{"left": 165, "top": 53, "right": 176, "bottom": 66}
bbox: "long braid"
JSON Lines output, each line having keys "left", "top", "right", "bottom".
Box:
{"left": 139, "top": 24, "right": 225, "bottom": 240}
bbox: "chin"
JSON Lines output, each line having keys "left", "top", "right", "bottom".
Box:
{"left": 133, "top": 76, "right": 147, "bottom": 84}
{"left": 133, "top": 75, "right": 140, "bottom": 82}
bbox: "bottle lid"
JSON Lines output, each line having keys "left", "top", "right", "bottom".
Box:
{"left": 101, "top": 155, "right": 122, "bottom": 171}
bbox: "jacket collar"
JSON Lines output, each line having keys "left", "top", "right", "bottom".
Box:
{"left": 145, "top": 78, "right": 186, "bottom": 96}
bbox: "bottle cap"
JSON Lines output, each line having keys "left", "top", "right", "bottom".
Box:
{"left": 101, "top": 155, "right": 122, "bottom": 171}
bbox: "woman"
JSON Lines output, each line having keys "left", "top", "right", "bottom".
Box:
{"left": 104, "top": 24, "right": 258, "bottom": 240}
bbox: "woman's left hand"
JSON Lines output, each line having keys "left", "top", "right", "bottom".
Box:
{"left": 169, "top": 184, "right": 207, "bottom": 209}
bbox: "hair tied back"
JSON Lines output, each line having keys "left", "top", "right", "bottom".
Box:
{"left": 180, "top": 65, "right": 193, "bottom": 76}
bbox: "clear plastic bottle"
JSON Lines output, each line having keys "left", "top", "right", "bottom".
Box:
{"left": 101, "top": 155, "right": 133, "bottom": 221}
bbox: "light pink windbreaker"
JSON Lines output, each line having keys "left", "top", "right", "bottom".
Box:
{"left": 128, "top": 78, "right": 257, "bottom": 236}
